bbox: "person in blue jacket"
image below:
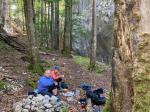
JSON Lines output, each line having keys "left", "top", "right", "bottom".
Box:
{"left": 38, "top": 69, "right": 58, "bottom": 96}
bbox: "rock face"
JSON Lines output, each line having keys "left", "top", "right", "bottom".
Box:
{"left": 72, "top": 0, "right": 115, "bottom": 63}
{"left": 12, "top": 95, "right": 68, "bottom": 112}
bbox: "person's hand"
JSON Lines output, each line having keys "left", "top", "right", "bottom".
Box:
{"left": 60, "top": 75, "right": 64, "bottom": 78}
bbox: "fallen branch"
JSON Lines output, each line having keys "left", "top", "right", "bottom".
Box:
{"left": 0, "top": 30, "right": 27, "bottom": 54}
{"left": 40, "top": 51, "right": 58, "bottom": 56}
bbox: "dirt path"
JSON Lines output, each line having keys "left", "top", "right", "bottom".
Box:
{"left": 0, "top": 50, "right": 111, "bottom": 112}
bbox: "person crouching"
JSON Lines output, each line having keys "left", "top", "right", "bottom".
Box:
{"left": 38, "top": 69, "right": 58, "bottom": 96}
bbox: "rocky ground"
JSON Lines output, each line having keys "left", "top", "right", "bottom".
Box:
{"left": 0, "top": 45, "right": 111, "bottom": 112}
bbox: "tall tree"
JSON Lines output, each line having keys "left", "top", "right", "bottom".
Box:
{"left": 63, "top": 0, "right": 72, "bottom": 56}
{"left": 90, "top": 0, "right": 97, "bottom": 69}
{"left": 112, "top": 0, "right": 150, "bottom": 112}
{"left": 23, "top": 0, "right": 40, "bottom": 69}
{"left": 0, "top": 0, "right": 2, "bottom": 30}
{"left": 2, "top": 0, "right": 6, "bottom": 27}
{"left": 54, "top": 0, "right": 59, "bottom": 50}
{"left": 0, "top": 0, "right": 6, "bottom": 30}
{"left": 51, "top": 1, "right": 55, "bottom": 49}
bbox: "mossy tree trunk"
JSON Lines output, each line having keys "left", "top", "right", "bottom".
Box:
{"left": 133, "top": 0, "right": 150, "bottom": 111}
{"left": 112, "top": 0, "right": 150, "bottom": 112}
{"left": 23, "top": 0, "right": 43, "bottom": 74}
{"left": 112, "top": 0, "right": 134, "bottom": 111}
{"left": 90, "top": 0, "right": 97, "bottom": 69}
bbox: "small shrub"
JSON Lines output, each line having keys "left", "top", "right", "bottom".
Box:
{"left": 61, "top": 106, "right": 69, "bottom": 112}
{"left": 0, "top": 80, "right": 7, "bottom": 90}
{"left": 26, "top": 79, "right": 37, "bottom": 89}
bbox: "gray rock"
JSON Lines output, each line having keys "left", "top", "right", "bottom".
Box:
{"left": 13, "top": 102, "right": 23, "bottom": 112}
{"left": 28, "top": 95, "right": 33, "bottom": 99}
{"left": 22, "top": 109, "right": 29, "bottom": 112}
{"left": 45, "top": 109, "right": 52, "bottom": 112}
{"left": 44, "top": 103, "right": 53, "bottom": 108}
{"left": 49, "top": 96, "right": 58, "bottom": 105}
{"left": 24, "top": 105, "right": 30, "bottom": 109}
{"left": 39, "top": 106, "right": 46, "bottom": 110}
{"left": 37, "top": 109, "right": 45, "bottom": 112}
{"left": 42, "top": 99, "right": 50, "bottom": 105}
{"left": 31, "top": 106, "right": 38, "bottom": 111}
{"left": 37, "top": 94, "right": 44, "bottom": 101}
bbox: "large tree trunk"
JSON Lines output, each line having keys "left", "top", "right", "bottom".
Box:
{"left": 111, "top": 0, "right": 134, "bottom": 111}
{"left": 63, "top": 0, "right": 72, "bottom": 56}
{"left": 90, "top": 0, "right": 97, "bottom": 69}
{"left": 23, "top": 0, "right": 40, "bottom": 67}
{"left": 112, "top": 0, "right": 150, "bottom": 112}
{"left": 132, "top": 0, "right": 150, "bottom": 111}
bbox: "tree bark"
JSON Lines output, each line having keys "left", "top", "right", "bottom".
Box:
{"left": 51, "top": 1, "right": 55, "bottom": 49}
{"left": 0, "top": 0, "right": 2, "bottom": 29}
{"left": 132, "top": 0, "right": 150, "bottom": 111}
{"left": 90, "top": 0, "right": 97, "bottom": 69}
{"left": 111, "top": 0, "right": 134, "bottom": 112}
{"left": 112, "top": 0, "right": 150, "bottom": 111}
{"left": 0, "top": 31, "right": 27, "bottom": 53}
{"left": 63, "top": 0, "right": 72, "bottom": 56}
{"left": 23, "top": 0, "right": 40, "bottom": 67}
{"left": 54, "top": 0, "right": 59, "bottom": 50}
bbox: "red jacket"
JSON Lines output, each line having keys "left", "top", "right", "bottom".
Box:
{"left": 50, "top": 70, "right": 61, "bottom": 80}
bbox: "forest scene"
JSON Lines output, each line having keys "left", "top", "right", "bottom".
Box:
{"left": 0, "top": 0, "right": 150, "bottom": 112}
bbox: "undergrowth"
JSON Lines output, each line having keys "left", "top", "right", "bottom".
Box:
{"left": 73, "top": 55, "right": 105, "bottom": 74}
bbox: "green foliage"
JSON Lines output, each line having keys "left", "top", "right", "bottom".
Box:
{"left": 73, "top": 55, "right": 90, "bottom": 68}
{"left": 26, "top": 79, "right": 37, "bottom": 89}
{"left": 103, "top": 93, "right": 112, "bottom": 112}
{"left": 73, "top": 55, "right": 106, "bottom": 74}
{"left": 0, "top": 80, "right": 7, "bottom": 90}
{"left": 96, "top": 65, "right": 105, "bottom": 74}
{"left": 32, "top": 63, "right": 45, "bottom": 75}
{"left": 88, "top": 64, "right": 95, "bottom": 72}
{"left": 61, "top": 106, "right": 69, "bottom": 112}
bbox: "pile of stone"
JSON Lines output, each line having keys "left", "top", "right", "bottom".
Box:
{"left": 12, "top": 94, "right": 68, "bottom": 112}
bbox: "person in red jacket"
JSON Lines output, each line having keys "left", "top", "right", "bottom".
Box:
{"left": 50, "top": 66, "right": 64, "bottom": 86}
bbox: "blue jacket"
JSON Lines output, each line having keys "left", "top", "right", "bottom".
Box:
{"left": 38, "top": 76, "right": 55, "bottom": 94}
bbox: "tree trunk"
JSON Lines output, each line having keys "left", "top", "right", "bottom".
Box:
{"left": 63, "top": 0, "right": 72, "bottom": 56}
{"left": 51, "top": 1, "right": 55, "bottom": 49}
{"left": 2, "top": 0, "right": 6, "bottom": 27}
{"left": 111, "top": 0, "right": 134, "bottom": 112}
{"left": 23, "top": 0, "right": 40, "bottom": 67}
{"left": 0, "top": 0, "right": 2, "bottom": 29}
{"left": 132, "top": 0, "right": 150, "bottom": 111}
{"left": 112, "top": 0, "right": 150, "bottom": 112}
{"left": 90, "top": 0, "right": 97, "bottom": 69}
{"left": 54, "top": 0, "right": 59, "bottom": 50}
